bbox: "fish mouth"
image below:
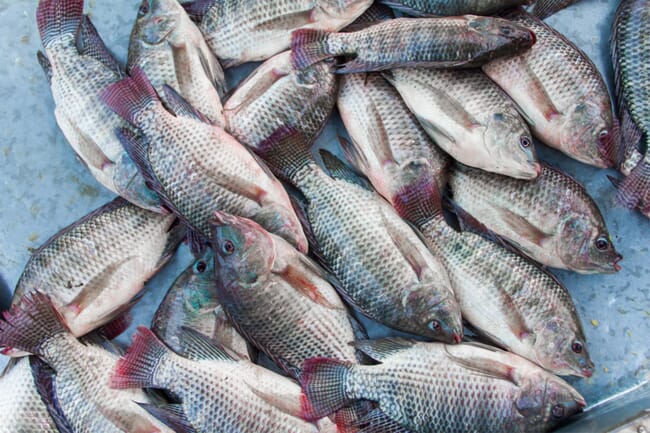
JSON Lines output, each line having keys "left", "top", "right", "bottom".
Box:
{"left": 581, "top": 368, "right": 593, "bottom": 378}
{"left": 612, "top": 254, "right": 623, "bottom": 272}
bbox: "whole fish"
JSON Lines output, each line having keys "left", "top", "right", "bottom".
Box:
{"left": 0, "top": 294, "right": 174, "bottom": 433}
{"left": 386, "top": 162, "right": 594, "bottom": 377}
{"left": 100, "top": 68, "right": 308, "bottom": 253}
{"left": 111, "top": 326, "right": 336, "bottom": 433}
{"left": 482, "top": 9, "right": 618, "bottom": 168}
{"left": 448, "top": 163, "right": 622, "bottom": 274}
{"left": 610, "top": 0, "right": 650, "bottom": 217}
{"left": 12, "top": 197, "right": 183, "bottom": 338}
{"left": 151, "top": 251, "right": 254, "bottom": 361}
{"left": 379, "top": 0, "right": 533, "bottom": 16}
{"left": 128, "top": 0, "right": 227, "bottom": 126}
{"left": 382, "top": 67, "right": 540, "bottom": 179}
{"left": 224, "top": 52, "right": 338, "bottom": 150}
{"left": 0, "top": 358, "right": 59, "bottom": 433}
{"left": 337, "top": 73, "right": 449, "bottom": 194}
{"left": 290, "top": 16, "right": 536, "bottom": 73}
{"left": 301, "top": 339, "right": 586, "bottom": 433}
{"left": 532, "top": 0, "right": 582, "bottom": 19}
{"left": 182, "top": 0, "right": 373, "bottom": 67}
{"left": 36, "top": 0, "right": 162, "bottom": 212}
{"left": 254, "top": 126, "right": 462, "bottom": 343}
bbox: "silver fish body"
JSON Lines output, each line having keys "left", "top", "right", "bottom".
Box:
{"left": 380, "top": 0, "right": 533, "bottom": 16}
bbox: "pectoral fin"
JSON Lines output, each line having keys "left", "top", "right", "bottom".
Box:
{"left": 496, "top": 207, "right": 551, "bottom": 247}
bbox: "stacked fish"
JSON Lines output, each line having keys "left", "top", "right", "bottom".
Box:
{"left": 0, "top": 0, "right": 642, "bottom": 431}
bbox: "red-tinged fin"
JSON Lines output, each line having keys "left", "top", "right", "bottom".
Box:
{"left": 30, "top": 357, "right": 76, "bottom": 433}
{"left": 391, "top": 160, "right": 442, "bottom": 228}
{"left": 36, "top": 0, "right": 84, "bottom": 47}
{"left": 290, "top": 29, "right": 334, "bottom": 70}
{"left": 110, "top": 326, "right": 170, "bottom": 389}
{"left": 160, "top": 84, "right": 212, "bottom": 124}
{"left": 615, "top": 158, "right": 650, "bottom": 213}
{"left": 181, "top": 0, "right": 214, "bottom": 22}
{"left": 178, "top": 326, "right": 236, "bottom": 362}
{"left": 95, "top": 311, "right": 132, "bottom": 341}
{"left": 101, "top": 67, "right": 160, "bottom": 126}
{"left": 279, "top": 264, "right": 338, "bottom": 310}
{"left": 256, "top": 125, "right": 315, "bottom": 184}
{"left": 356, "top": 408, "right": 411, "bottom": 433}
{"left": 300, "top": 357, "right": 354, "bottom": 421}
{"left": 495, "top": 207, "right": 550, "bottom": 247}
{"left": 37, "top": 51, "right": 52, "bottom": 84}
{"left": 0, "top": 292, "right": 67, "bottom": 355}
{"left": 138, "top": 403, "right": 198, "bottom": 433}
{"left": 77, "top": 15, "right": 123, "bottom": 78}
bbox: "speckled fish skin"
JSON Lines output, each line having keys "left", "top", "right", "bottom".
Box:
{"left": 0, "top": 358, "right": 58, "bottom": 433}
{"left": 151, "top": 250, "right": 252, "bottom": 360}
{"left": 112, "top": 327, "right": 331, "bottom": 433}
{"left": 12, "top": 197, "right": 182, "bottom": 338}
{"left": 382, "top": 67, "right": 539, "bottom": 179}
{"left": 185, "top": 0, "right": 373, "bottom": 67}
{"left": 101, "top": 68, "right": 308, "bottom": 253}
{"left": 36, "top": 0, "right": 163, "bottom": 212}
{"left": 224, "top": 52, "right": 338, "bottom": 150}
{"left": 380, "top": 0, "right": 532, "bottom": 16}
{"left": 610, "top": 0, "right": 650, "bottom": 217}
{"left": 448, "top": 163, "right": 622, "bottom": 274}
{"left": 290, "top": 15, "right": 536, "bottom": 73}
{"left": 128, "top": 0, "right": 227, "bottom": 126}
{"left": 532, "top": 0, "right": 582, "bottom": 19}
{"left": 301, "top": 339, "right": 586, "bottom": 433}
{"left": 482, "top": 9, "right": 617, "bottom": 169}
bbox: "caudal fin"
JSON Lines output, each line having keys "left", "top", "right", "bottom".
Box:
{"left": 301, "top": 357, "right": 354, "bottom": 421}
{"left": 101, "top": 67, "right": 160, "bottom": 126}
{"left": 0, "top": 292, "right": 68, "bottom": 356}
{"left": 110, "top": 326, "right": 170, "bottom": 389}
{"left": 615, "top": 158, "right": 650, "bottom": 213}
{"left": 36, "top": 0, "right": 84, "bottom": 47}
{"left": 391, "top": 160, "right": 443, "bottom": 228}
{"left": 291, "top": 29, "right": 334, "bottom": 70}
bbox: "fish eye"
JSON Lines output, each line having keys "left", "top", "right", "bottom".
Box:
{"left": 571, "top": 341, "right": 583, "bottom": 354}
{"left": 598, "top": 129, "right": 610, "bottom": 144}
{"left": 221, "top": 240, "right": 235, "bottom": 255}
{"left": 595, "top": 236, "right": 610, "bottom": 251}
{"left": 428, "top": 320, "right": 441, "bottom": 331}
{"left": 520, "top": 136, "right": 532, "bottom": 149}
{"left": 138, "top": 0, "right": 151, "bottom": 16}
{"left": 552, "top": 404, "right": 565, "bottom": 419}
{"left": 195, "top": 261, "right": 207, "bottom": 273}
{"left": 500, "top": 25, "right": 513, "bottom": 36}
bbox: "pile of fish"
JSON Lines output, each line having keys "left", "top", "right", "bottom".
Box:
{"left": 0, "top": 0, "right": 643, "bottom": 431}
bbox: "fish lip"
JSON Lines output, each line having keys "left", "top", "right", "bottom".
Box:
{"left": 533, "top": 162, "right": 542, "bottom": 177}
{"left": 581, "top": 367, "right": 594, "bottom": 378}
{"left": 453, "top": 333, "right": 462, "bottom": 344}
{"left": 613, "top": 254, "right": 623, "bottom": 272}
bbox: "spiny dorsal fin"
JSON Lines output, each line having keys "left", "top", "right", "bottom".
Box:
{"left": 354, "top": 338, "right": 416, "bottom": 362}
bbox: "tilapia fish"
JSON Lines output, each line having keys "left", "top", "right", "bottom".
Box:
{"left": 379, "top": 0, "right": 532, "bottom": 16}
{"left": 183, "top": 0, "right": 373, "bottom": 67}
{"left": 449, "top": 163, "right": 622, "bottom": 274}
{"left": 610, "top": 0, "right": 650, "bottom": 217}
{"left": 385, "top": 163, "right": 594, "bottom": 377}
{"left": 111, "top": 326, "right": 335, "bottom": 433}
{"left": 254, "top": 127, "right": 462, "bottom": 343}
{"left": 0, "top": 294, "right": 174, "bottom": 433}
{"left": 100, "top": 68, "right": 307, "bottom": 253}
{"left": 224, "top": 51, "right": 338, "bottom": 150}
{"left": 301, "top": 339, "right": 586, "bottom": 433}
{"left": 532, "top": 0, "right": 582, "bottom": 19}
{"left": 0, "top": 358, "right": 59, "bottom": 433}
{"left": 291, "top": 15, "right": 536, "bottom": 73}
{"left": 151, "top": 250, "right": 253, "bottom": 361}
{"left": 128, "top": 0, "right": 227, "bottom": 126}
{"left": 36, "top": 0, "right": 162, "bottom": 212}
{"left": 383, "top": 67, "right": 540, "bottom": 179}
{"left": 482, "top": 9, "right": 618, "bottom": 168}
{"left": 12, "top": 197, "right": 183, "bottom": 338}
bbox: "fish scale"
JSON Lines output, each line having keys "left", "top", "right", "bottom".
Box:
{"left": 379, "top": 0, "right": 532, "bottom": 16}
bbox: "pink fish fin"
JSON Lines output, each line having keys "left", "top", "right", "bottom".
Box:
{"left": 177, "top": 326, "right": 236, "bottom": 362}
{"left": 101, "top": 67, "right": 160, "bottom": 126}
{"left": 520, "top": 62, "right": 561, "bottom": 121}
{"left": 160, "top": 84, "right": 213, "bottom": 124}
{"left": 301, "top": 357, "right": 355, "bottom": 421}
{"left": 378, "top": 0, "right": 433, "bottom": 17}
{"left": 365, "top": 101, "right": 397, "bottom": 165}
{"left": 354, "top": 408, "right": 410, "bottom": 433}
{"left": 615, "top": 157, "right": 650, "bottom": 214}
{"left": 279, "top": 263, "right": 339, "bottom": 310}
{"left": 494, "top": 289, "right": 532, "bottom": 340}
{"left": 291, "top": 29, "right": 334, "bottom": 70}
{"left": 443, "top": 345, "right": 519, "bottom": 386}
{"left": 30, "top": 357, "right": 76, "bottom": 433}
{"left": 137, "top": 403, "right": 198, "bottom": 433}
{"left": 95, "top": 310, "right": 133, "bottom": 341}
{"left": 495, "top": 207, "right": 550, "bottom": 247}
{"left": 391, "top": 159, "right": 443, "bottom": 227}
{"left": 254, "top": 8, "right": 317, "bottom": 31}
{"left": 181, "top": 0, "right": 213, "bottom": 22}
{"left": 36, "top": 0, "right": 84, "bottom": 47}
{"left": 77, "top": 15, "right": 123, "bottom": 77}
{"left": 0, "top": 292, "right": 68, "bottom": 356}
{"left": 110, "top": 326, "right": 170, "bottom": 389}
{"left": 354, "top": 338, "right": 415, "bottom": 362}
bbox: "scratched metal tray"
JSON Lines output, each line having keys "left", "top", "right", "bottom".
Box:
{"left": 0, "top": 1, "right": 647, "bottom": 430}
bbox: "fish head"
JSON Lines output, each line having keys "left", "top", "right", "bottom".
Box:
{"left": 182, "top": 250, "right": 217, "bottom": 311}
{"left": 558, "top": 215, "right": 622, "bottom": 273}
{"left": 131, "top": 0, "right": 182, "bottom": 46}
{"left": 408, "top": 290, "right": 463, "bottom": 343}
{"left": 210, "top": 212, "right": 275, "bottom": 287}
{"left": 468, "top": 16, "right": 536, "bottom": 55}
{"left": 534, "top": 319, "right": 595, "bottom": 378}
{"left": 484, "top": 112, "right": 540, "bottom": 179}
{"left": 561, "top": 101, "right": 615, "bottom": 168}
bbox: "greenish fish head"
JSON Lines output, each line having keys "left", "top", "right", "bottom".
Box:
{"left": 561, "top": 101, "right": 614, "bottom": 168}
{"left": 468, "top": 16, "right": 536, "bottom": 54}
{"left": 534, "top": 319, "right": 594, "bottom": 378}
{"left": 484, "top": 112, "right": 541, "bottom": 179}
{"left": 181, "top": 250, "right": 217, "bottom": 313}
{"left": 559, "top": 216, "right": 622, "bottom": 273}
{"left": 133, "top": 0, "right": 180, "bottom": 46}
{"left": 210, "top": 212, "right": 275, "bottom": 287}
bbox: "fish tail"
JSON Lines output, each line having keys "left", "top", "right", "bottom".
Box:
{"left": 291, "top": 29, "right": 334, "bottom": 70}
{"left": 36, "top": 0, "right": 84, "bottom": 47}
{"left": 301, "top": 357, "right": 354, "bottom": 421}
{"left": 110, "top": 326, "right": 170, "bottom": 389}
{"left": 391, "top": 160, "right": 443, "bottom": 227}
{"left": 0, "top": 292, "right": 68, "bottom": 356}
{"left": 615, "top": 157, "right": 650, "bottom": 213}
{"left": 256, "top": 125, "right": 315, "bottom": 184}
{"left": 101, "top": 67, "right": 160, "bottom": 126}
